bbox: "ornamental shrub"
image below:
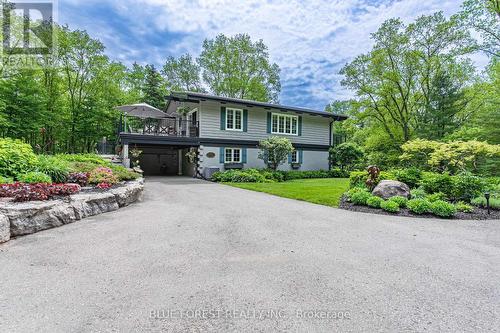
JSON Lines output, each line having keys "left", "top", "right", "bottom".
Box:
{"left": 89, "top": 167, "right": 118, "bottom": 185}
{"left": 0, "top": 138, "right": 38, "bottom": 178}
{"left": 455, "top": 202, "right": 474, "bottom": 213}
{"left": 67, "top": 172, "right": 89, "bottom": 186}
{"left": 349, "top": 189, "right": 371, "bottom": 205}
{"left": 35, "top": 155, "right": 70, "bottom": 183}
{"left": 18, "top": 172, "right": 52, "bottom": 184}
{"left": 0, "top": 176, "right": 14, "bottom": 184}
{"left": 56, "top": 154, "right": 111, "bottom": 166}
{"left": 388, "top": 196, "right": 408, "bottom": 208}
{"left": 380, "top": 200, "right": 400, "bottom": 213}
{"left": 426, "top": 192, "right": 447, "bottom": 202}
{"left": 393, "top": 167, "right": 422, "bottom": 188}
{"left": 366, "top": 195, "right": 384, "bottom": 208}
{"left": 407, "top": 198, "right": 432, "bottom": 214}
{"left": 110, "top": 165, "right": 140, "bottom": 181}
{"left": 430, "top": 200, "right": 457, "bottom": 217}
{"left": 410, "top": 187, "right": 427, "bottom": 199}
{"left": 0, "top": 183, "right": 81, "bottom": 202}
{"left": 68, "top": 162, "right": 99, "bottom": 174}
{"left": 419, "top": 172, "right": 455, "bottom": 197}
{"left": 452, "top": 172, "right": 486, "bottom": 202}
{"left": 281, "top": 169, "right": 349, "bottom": 181}
{"left": 471, "top": 196, "right": 500, "bottom": 210}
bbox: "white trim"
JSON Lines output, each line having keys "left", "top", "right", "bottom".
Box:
{"left": 291, "top": 150, "right": 299, "bottom": 164}
{"left": 224, "top": 148, "right": 242, "bottom": 163}
{"left": 225, "top": 107, "right": 244, "bottom": 132}
{"left": 271, "top": 112, "right": 298, "bottom": 136}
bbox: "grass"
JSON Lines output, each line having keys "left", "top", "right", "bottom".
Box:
{"left": 227, "top": 178, "right": 350, "bottom": 207}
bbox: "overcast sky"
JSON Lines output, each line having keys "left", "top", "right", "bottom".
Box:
{"left": 59, "top": 0, "right": 488, "bottom": 110}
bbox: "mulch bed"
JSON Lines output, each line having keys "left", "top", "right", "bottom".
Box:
{"left": 339, "top": 196, "right": 500, "bottom": 220}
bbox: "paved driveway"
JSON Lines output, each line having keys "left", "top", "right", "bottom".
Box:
{"left": 1, "top": 177, "right": 499, "bottom": 332}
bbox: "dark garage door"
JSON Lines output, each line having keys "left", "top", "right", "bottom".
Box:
{"left": 139, "top": 147, "right": 178, "bottom": 176}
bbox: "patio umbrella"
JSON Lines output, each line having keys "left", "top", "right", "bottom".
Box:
{"left": 116, "top": 103, "right": 167, "bottom": 119}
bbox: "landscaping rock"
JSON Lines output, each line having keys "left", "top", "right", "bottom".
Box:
{"left": 110, "top": 179, "right": 144, "bottom": 207}
{"left": 2, "top": 201, "right": 78, "bottom": 237}
{"left": 0, "top": 179, "right": 144, "bottom": 240}
{"left": 372, "top": 180, "right": 410, "bottom": 199}
{"left": 0, "top": 213, "right": 9, "bottom": 243}
{"left": 69, "top": 192, "right": 119, "bottom": 219}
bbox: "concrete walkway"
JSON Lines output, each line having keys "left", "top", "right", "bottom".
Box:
{"left": 0, "top": 177, "right": 499, "bottom": 332}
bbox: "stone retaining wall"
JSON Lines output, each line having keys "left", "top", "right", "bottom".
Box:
{"left": 0, "top": 178, "right": 144, "bottom": 243}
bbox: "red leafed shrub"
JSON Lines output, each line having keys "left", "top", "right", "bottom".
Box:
{"left": 0, "top": 183, "right": 81, "bottom": 202}
{"left": 96, "top": 182, "right": 112, "bottom": 190}
{"left": 89, "top": 167, "right": 118, "bottom": 185}
{"left": 48, "top": 183, "right": 81, "bottom": 196}
{"left": 67, "top": 172, "right": 89, "bottom": 186}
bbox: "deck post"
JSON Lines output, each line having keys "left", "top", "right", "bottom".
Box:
{"left": 122, "top": 144, "right": 130, "bottom": 168}
{"left": 178, "top": 149, "right": 183, "bottom": 175}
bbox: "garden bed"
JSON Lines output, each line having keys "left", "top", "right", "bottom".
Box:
{"left": 339, "top": 195, "right": 500, "bottom": 220}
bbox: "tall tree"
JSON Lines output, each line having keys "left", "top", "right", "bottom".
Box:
{"left": 59, "top": 27, "right": 108, "bottom": 152}
{"left": 198, "top": 34, "right": 281, "bottom": 102}
{"left": 142, "top": 64, "right": 167, "bottom": 110}
{"left": 456, "top": 0, "right": 500, "bottom": 57}
{"left": 162, "top": 54, "right": 204, "bottom": 92}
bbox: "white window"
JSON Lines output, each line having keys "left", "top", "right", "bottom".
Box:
{"left": 291, "top": 150, "right": 299, "bottom": 163}
{"left": 272, "top": 113, "right": 298, "bottom": 135}
{"left": 224, "top": 148, "right": 242, "bottom": 163}
{"left": 226, "top": 108, "right": 243, "bottom": 131}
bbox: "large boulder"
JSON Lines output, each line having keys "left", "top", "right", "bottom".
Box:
{"left": 372, "top": 180, "right": 410, "bottom": 200}
{"left": 2, "top": 201, "right": 78, "bottom": 237}
{"left": 0, "top": 213, "right": 9, "bottom": 243}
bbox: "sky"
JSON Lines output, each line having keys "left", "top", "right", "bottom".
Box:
{"left": 58, "top": 0, "right": 488, "bottom": 110}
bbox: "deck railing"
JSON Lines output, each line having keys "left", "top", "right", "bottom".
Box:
{"left": 122, "top": 118, "right": 199, "bottom": 138}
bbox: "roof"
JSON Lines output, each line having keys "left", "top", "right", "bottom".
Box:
{"left": 167, "top": 92, "right": 348, "bottom": 120}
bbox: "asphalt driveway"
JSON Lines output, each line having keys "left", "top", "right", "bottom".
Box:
{"left": 1, "top": 177, "right": 499, "bottom": 332}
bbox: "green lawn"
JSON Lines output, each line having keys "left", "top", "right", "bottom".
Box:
{"left": 227, "top": 178, "right": 350, "bottom": 207}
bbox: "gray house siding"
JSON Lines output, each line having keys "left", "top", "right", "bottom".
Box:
{"left": 198, "top": 100, "right": 331, "bottom": 146}
{"left": 198, "top": 146, "right": 329, "bottom": 173}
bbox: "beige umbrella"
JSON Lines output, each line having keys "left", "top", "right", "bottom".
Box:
{"left": 116, "top": 103, "right": 167, "bottom": 119}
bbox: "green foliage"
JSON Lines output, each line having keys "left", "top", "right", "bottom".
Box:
{"left": 430, "top": 200, "right": 457, "bottom": 217}
{"left": 349, "top": 189, "right": 372, "bottom": 205}
{"left": 401, "top": 139, "right": 500, "bottom": 174}
{"left": 455, "top": 202, "right": 474, "bottom": 213}
{"left": 211, "top": 169, "right": 277, "bottom": 183}
{"left": 366, "top": 195, "right": 384, "bottom": 208}
{"left": 410, "top": 187, "right": 427, "bottom": 199}
{"left": 388, "top": 196, "right": 408, "bottom": 208}
{"left": 419, "top": 172, "right": 455, "bottom": 197}
{"left": 0, "top": 176, "right": 14, "bottom": 184}
{"left": 349, "top": 170, "right": 396, "bottom": 189}
{"left": 35, "top": 155, "right": 70, "bottom": 183}
{"left": 407, "top": 199, "right": 433, "bottom": 214}
{"left": 56, "top": 154, "right": 111, "bottom": 166}
{"left": 471, "top": 196, "right": 500, "bottom": 210}
{"left": 426, "top": 192, "right": 448, "bottom": 202}
{"left": 258, "top": 136, "right": 294, "bottom": 171}
{"left": 110, "top": 165, "right": 140, "bottom": 181}
{"left": 162, "top": 54, "right": 204, "bottom": 92}
{"left": 18, "top": 172, "right": 52, "bottom": 184}
{"left": 88, "top": 167, "right": 118, "bottom": 185}
{"left": 0, "top": 138, "right": 38, "bottom": 178}
{"left": 68, "top": 162, "right": 99, "bottom": 174}
{"left": 380, "top": 200, "right": 400, "bottom": 213}
{"left": 198, "top": 33, "right": 281, "bottom": 103}
{"left": 280, "top": 169, "right": 349, "bottom": 181}
{"left": 329, "top": 142, "right": 364, "bottom": 171}
{"left": 393, "top": 167, "right": 422, "bottom": 188}
{"left": 452, "top": 172, "right": 487, "bottom": 202}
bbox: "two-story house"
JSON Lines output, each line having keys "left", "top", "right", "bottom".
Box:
{"left": 119, "top": 92, "right": 347, "bottom": 176}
